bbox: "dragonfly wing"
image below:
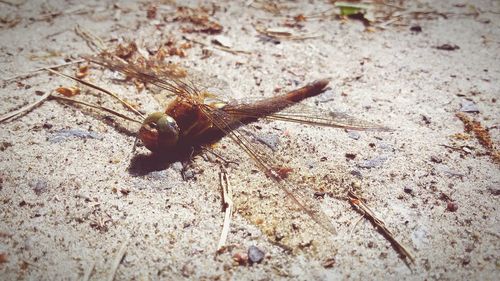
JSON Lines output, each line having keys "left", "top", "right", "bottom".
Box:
{"left": 84, "top": 54, "right": 200, "bottom": 100}
{"left": 200, "top": 104, "right": 337, "bottom": 235}
{"left": 224, "top": 98, "right": 391, "bottom": 131}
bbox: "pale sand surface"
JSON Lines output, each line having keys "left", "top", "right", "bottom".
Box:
{"left": 0, "top": 1, "right": 499, "bottom": 280}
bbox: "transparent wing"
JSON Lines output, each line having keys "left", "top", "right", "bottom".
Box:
{"left": 199, "top": 104, "right": 338, "bottom": 235}
{"left": 184, "top": 68, "right": 234, "bottom": 102}
{"left": 84, "top": 54, "right": 203, "bottom": 100}
{"left": 223, "top": 97, "right": 391, "bottom": 131}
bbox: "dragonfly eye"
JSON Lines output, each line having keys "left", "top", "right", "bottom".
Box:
{"left": 150, "top": 122, "right": 157, "bottom": 129}
{"left": 138, "top": 112, "right": 179, "bottom": 152}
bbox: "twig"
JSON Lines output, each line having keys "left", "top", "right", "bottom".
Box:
{"left": 1, "top": 59, "right": 84, "bottom": 82}
{"left": 182, "top": 36, "right": 251, "bottom": 55}
{"left": 0, "top": 90, "right": 52, "bottom": 123}
{"left": 347, "top": 190, "right": 415, "bottom": 264}
{"left": 46, "top": 68, "right": 145, "bottom": 119}
{"left": 254, "top": 25, "right": 322, "bottom": 40}
{"left": 217, "top": 168, "right": 234, "bottom": 250}
{"left": 106, "top": 239, "right": 129, "bottom": 281}
{"left": 349, "top": 214, "right": 365, "bottom": 235}
{"left": 51, "top": 96, "right": 142, "bottom": 124}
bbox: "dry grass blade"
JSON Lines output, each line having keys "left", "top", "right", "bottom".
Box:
{"left": 46, "top": 68, "right": 145, "bottom": 119}
{"left": 217, "top": 169, "right": 234, "bottom": 250}
{"left": 75, "top": 25, "right": 108, "bottom": 52}
{"left": 456, "top": 112, "right": 500, "bottom": 164}
{"left": 254, "top": 25, "right": 322, "bottom": 40}
{"left": 51, "top": 96, "right": 142, "bottom": 124}
{"left": 1, "top": 59, "right": 84, "bottom": 82}
{"left": 0, "top": 90, "right": 52, "bottom": 123}
{"left": 183, "top": 36, "right": 251, "bottom": 55}
{"left": 347, "top": 190, "right": 415, "bottom": 264}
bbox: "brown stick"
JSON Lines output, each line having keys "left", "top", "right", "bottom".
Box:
{"left": 348, "top": 190, "right": 415, "bottom": 264}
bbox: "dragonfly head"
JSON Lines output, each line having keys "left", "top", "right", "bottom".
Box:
{"left": 138, "top": 112, "right": 180, "bottom": 152}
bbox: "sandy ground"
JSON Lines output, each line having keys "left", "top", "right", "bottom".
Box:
{"left": 0, "top": 0, "right": 499, "bottom": 280}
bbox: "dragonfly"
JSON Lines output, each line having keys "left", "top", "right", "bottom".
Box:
{"left": 50, "top": 53, "right": 388, "bottom": 238}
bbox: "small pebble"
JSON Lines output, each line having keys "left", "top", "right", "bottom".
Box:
{"left": 256, "top": 133, "right": 280, "bottom": 151}
{"left": 182, "top": 170, "right": 195, "bottom": 180}
{"left": 430, "top": 156, "right": 443, "bottom": 163}
{"left": 403, "top": 186, "right": 413, "bottom": 194}
{"left": 358, "top": 155, "right": 388, "bottom": 169}
{"left": 460, "top": 100, "right": 479, "bottom": 113}
{"left": 410, "top": 25, "right": 422, "bottom": 33}
{"left": 347, "top": 131, "right": 361, "bottom": 140}
{"left": 350, "top": 170, "right": 363, "bottom": 178}
{"left": 435, "top": 44, "right": 460, "bottom": 51}
{"left": 248, "top": 245, "right": 265, "bottom": 264}
{"left": 322, "top": 257, "right": 336, "bottom": 268}
{"left": 345, "top": 153, "right": 356, "bottom": 160}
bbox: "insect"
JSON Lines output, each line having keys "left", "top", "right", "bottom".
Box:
{"left": 51, "top": 53, "right": 388, "bottom": 237}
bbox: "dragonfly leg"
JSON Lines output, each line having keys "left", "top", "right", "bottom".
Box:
{"left": 200, "top": 146, "right": 238, "bottom": 167}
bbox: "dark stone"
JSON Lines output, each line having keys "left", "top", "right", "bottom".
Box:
{"left": 248, "top": 245, "right": 265, "bottom": 264}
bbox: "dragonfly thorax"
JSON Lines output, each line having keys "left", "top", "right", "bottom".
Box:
{"left": 138, "top": 112, "right": 180, "bottom": 152}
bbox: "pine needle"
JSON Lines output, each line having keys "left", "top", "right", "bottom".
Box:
{"left": 348, "top": 190, "right": 415, "bottom": 264}
{"left": 0, "top": 90, "right": 52, "bottom": 123}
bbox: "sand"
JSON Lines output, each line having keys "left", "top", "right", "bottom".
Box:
{"left": 0, "top": 0, "right": 499, "bottom": 280}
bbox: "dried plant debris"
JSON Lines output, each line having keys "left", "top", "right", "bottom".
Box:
{"left": 56, "top": 86, "right": 80, "bottom": 97}
{"left": 0, "top": 14, "right": 21, "bottom": 28}
{"left": 74, "top": 25, "right": 189, "bottom": 83}
{"left": 334, "top": 1, "right": 374, "bottom": 25}
{"left": 323, "top": 1, "right": 404, "bottom": 28}
{"left": 435, "top": 44, "right": 460, "bottom": 51}
{"left": 282, "top": 14, "right": 307, "bottom": 28}
{"left": 184, "top": 36, "right": 251, "bottom": 55}
{"left": 75, "top": 64, "right": 89, "bottom": 79}
{"left": 169, "top": 6, "right": 223, "bottom": 34}
{"left": 348, "top": 190, "right": 415, "bottom": 264}
{"left": 75, "top": 25, "right": 107, "bottom": 52}
{"left": 455, "top": 112, "right": 499, "bottom": 164}
{"left": 0, "top": 90, "right": 53, "bottom": 123}
{"left": 114, "top": 42, "right": 138, "bottom": 60}
{"left": 254, "top": 25, "right": 321, "bottom": 41}
{"left": 97, "top": 40, "right": 189, "bottom": 89}
{"left": 146, "top": 4, "right": 157, "bottom": 19}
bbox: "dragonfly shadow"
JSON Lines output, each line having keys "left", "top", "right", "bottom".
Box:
{"left": 127, "top": 145, "right": 198, "bottom": 177}
{"left": 127, "top": 130, "right": 227, "bottom": 176}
